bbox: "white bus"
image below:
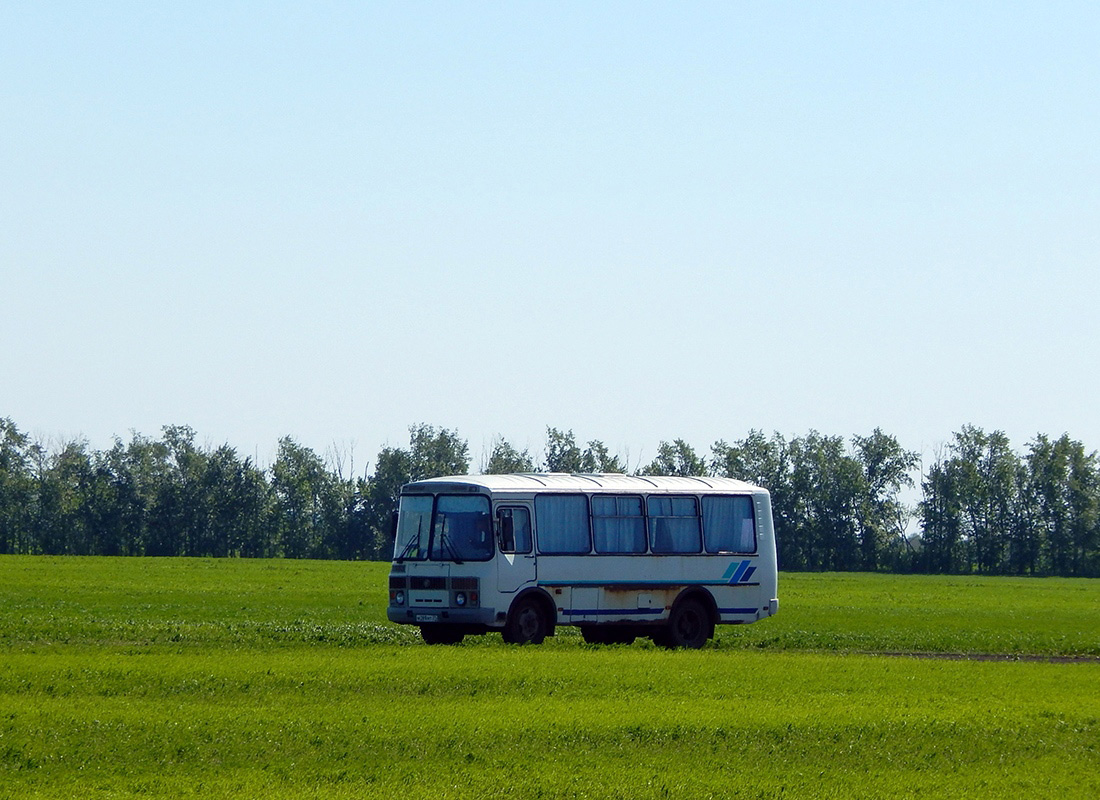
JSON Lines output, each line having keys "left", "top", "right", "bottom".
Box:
{"left": 386, "top": 473, "right": 778, "bottom": 648}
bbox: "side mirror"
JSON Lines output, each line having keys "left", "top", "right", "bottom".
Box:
{"left": 389, "top": 510, "right": 399, "bottom": 538}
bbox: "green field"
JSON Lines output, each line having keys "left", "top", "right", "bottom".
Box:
{"left": 1, "top": 557, "right": 1097, "bottom": 798}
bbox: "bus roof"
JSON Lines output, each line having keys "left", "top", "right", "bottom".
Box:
{"left": 401, "top": 473, "right": 764, "bottom": 494}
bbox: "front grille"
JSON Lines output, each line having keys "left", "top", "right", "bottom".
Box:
{"left": 389, "top": 576, "right": 407, "bottom": 589}
{"left": 451, "top": 577, "right": 478, "bottom": 591}
{"left": 411, "top": 576, "right": 446, "bottom": 590}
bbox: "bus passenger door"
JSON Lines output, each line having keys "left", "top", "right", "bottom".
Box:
{"left": 496, "top": 506, "right": 536, "bottom": 594}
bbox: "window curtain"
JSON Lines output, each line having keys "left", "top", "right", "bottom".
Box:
{"left": 535, "top": 495, "right": 591, "bottom": 554}
{"left": 592, "top": 496, "right": 645, "bottom": 553}
{"left": 702, "top": 496, "right": 756, "bottom": 553}
{"left": 646, "top": 496, "right": 701, "bottom": 553}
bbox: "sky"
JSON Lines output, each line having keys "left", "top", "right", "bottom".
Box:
{"left": 3, "top": 1, "right": 1099, "bottom": 475}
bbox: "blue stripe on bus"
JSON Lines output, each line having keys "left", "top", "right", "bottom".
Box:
{"left": 539, "top": 580, "right": 759, "bottom": 588}
{"left": 565, "top": 608, "right": 665, "bottom": 616}
{"left": 563, "top": 607, "right": 758, "bottom": 616}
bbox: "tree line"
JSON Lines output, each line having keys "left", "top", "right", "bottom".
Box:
{"left": 1, "top": 417, "right": 1097, "bottom": 576}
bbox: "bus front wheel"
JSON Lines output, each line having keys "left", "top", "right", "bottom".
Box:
{"left": 503, "top": 598, "right": 548, "bottom": 645}
{"left": 658, "top": 599, "right": 712, "bottom": 649}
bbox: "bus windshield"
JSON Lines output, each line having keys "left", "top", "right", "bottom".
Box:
{"left": 394, "top": 494, "right": 493, "bottom": 562}
{"left": 430, "top": 495, "right": 493, "bottom": 562}
{"left": 393, "top": 495, "right": 432, "bottom": 561}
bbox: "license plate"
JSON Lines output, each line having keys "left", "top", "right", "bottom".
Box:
{"left": 415, "top": 614, "right": 439, "bottom": 623}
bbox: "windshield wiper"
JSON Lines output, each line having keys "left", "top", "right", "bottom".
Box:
{"left": 437, "top": 527, "right": 464, "bottom": 564}
{"left": 395, "top": 538, "right": 418, "bottom": 562}
{"left": 395, "top": 518, "right": 423, "bottom": 562}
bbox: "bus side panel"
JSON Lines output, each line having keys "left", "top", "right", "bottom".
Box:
{"left": 711, "top": 583, "right": 766, "bottom": 623}
{"left": 547, "top": 585, "right": 571, "bottom": 626}
{"left": 753, "top": 491, "right": 780, "bottom": 617}
{"left": 598, "top": 585, "right": 677, "bottom": 623}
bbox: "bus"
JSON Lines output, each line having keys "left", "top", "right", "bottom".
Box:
{"left": 386, "top": 473, "right": 778, "bottom": 648}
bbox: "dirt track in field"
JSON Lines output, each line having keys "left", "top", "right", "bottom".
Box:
{"left": 867, "top": 651, "right": 1099, "bottom": 664}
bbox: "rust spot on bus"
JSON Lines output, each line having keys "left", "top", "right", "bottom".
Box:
{"left": 604, "top": 584, "right": 635, "bottom": 594}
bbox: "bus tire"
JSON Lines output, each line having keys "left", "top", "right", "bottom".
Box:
{"left": 420, "top": 625, "right": 465, "bottom": 645}
{"left": 503, "top": 597, "right": 548, "bottom": 645}
{"left": 660, "top": 598, "right": 711, "bottom": 649}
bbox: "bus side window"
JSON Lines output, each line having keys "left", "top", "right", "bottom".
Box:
{"left": 498, "top": 509, "right": 515, "bottom": 551}
{"left": 646, "top": 496, "right": 702, "bottom": 554}
{"left": 497, "top": 507, "right": 532, "bottom": 554}
{"left": 702, "top": 496, "right": 756, "bottom": 554}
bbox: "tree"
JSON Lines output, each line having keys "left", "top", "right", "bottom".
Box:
{"left": 271, "top": 437, "right": 344, "bottom": 559}
{"left": 136, "top": 427, "right": 190, "bottom": 557}
{"left": 3, "top": 413, "right": 1097, "bottom": 573}
{"left": 641, "top": 440, "right": 706, "bottom": 477}
{"left": 339, "top": 475, "right": 374, "bottom": 561}
{"left": 364, "top": 424, "right": 470, "bottom": 559}
{"left": 580, "top": 440, "right": 626, "bottom": 474}
{"left": 407, "top": 424, "right": 469, "bottom": 480}
{"left": 200, "top": 445, "right": 271, "bottom": 558}
{"left": 711, "top": 431, "right": 787, "bottom": 487}
{"left": 785, "top": 432, "right": 864, "bottom": 571}
{"left": 851, "top": 429, "right": 919, "bottom": 571}
{"left": 919, "top": 452, "right": 965, "bottom": 573}
{"left": 953, "top": 427, "right": 1020, "bottom": 574}
{"left": 917, "top": 427, "right": 1022, "bottom": 575}
{"left": 1026, "top": 434, "right": 1100, "bottom": 577}
{"left": 84, "top": 442, "right": 132, "bottom": 556}
{"left": 484, "top": 437, "right": 535, "bottom": 474}
{"left": 362, "top": 446, "right": 411, "bottom": 560}
{"left": 114, "top": 431, "right": 175, "bottom": 557}
{"left": 543, "top": 428, "right": 584, "bottom": 473}
{"left": 0, "top": 418, "right": 35, "bottom": 553}
{"left": 542, "top": 429, "right": 627, "bottom": 473}
{"left": 37, "top": 440, "right": 99, "bottom": 555}
{"left": 1065, "top": 440, "right": 1100, "bottom": 577}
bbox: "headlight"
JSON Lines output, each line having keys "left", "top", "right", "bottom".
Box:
{"left": 454, "top": 591, "right": 467, "bottom": 607}
{"left": 394, "top": 590, "right": 405, "bottom": 605}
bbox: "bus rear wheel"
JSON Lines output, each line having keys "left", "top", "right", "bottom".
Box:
{"left": 420, "top": 625, "right": 465, "bottom": 645}
{"left": 659, "top": 599, "right": 712, "bottom": 649}
{"left": 503, "top": 597, "right": 548, "bottom": 645}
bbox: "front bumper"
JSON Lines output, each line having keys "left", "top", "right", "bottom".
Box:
{"left": 387, "top": 605, "right": 498, "bottom": 626}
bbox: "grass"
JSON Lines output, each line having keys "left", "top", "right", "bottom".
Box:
{"left": 1, "top": 556, "right": 1098, "bottom": 798}
{"left": 733, "top": 571, "right": 1100, "bottom": 657}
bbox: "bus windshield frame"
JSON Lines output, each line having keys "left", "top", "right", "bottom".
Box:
{"left": 393, "top": 493, "right": 494, "bottom": 563}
